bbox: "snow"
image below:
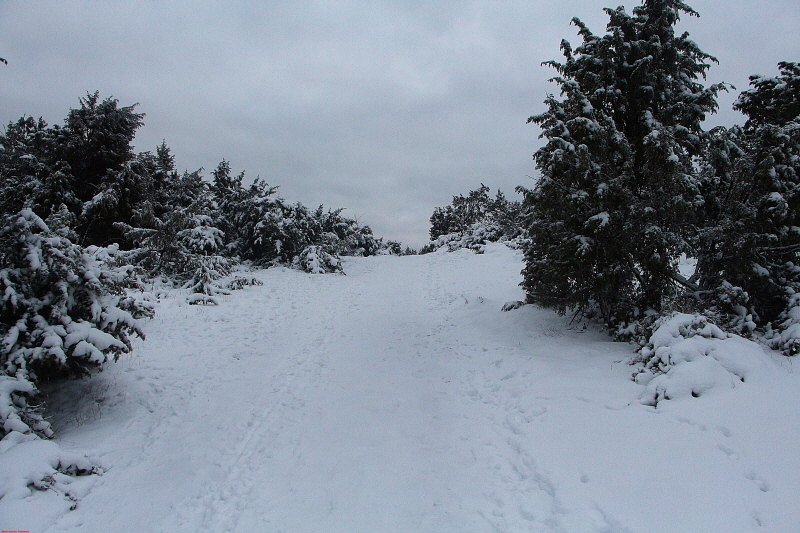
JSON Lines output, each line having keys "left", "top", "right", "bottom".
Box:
{"left": 587, "top": 211, "right": 610, "bottom": 227}
{"left": 753, "top": 263, "right": 771, "bottom": 277}
{"left": 2, "top": 244, "right": 800, "bottom": 532}
{"left": 678, "top": 253, "right": 697, "bottom": 278}
{"left": 634, "top": 313, "right": 776, "bottom": 405}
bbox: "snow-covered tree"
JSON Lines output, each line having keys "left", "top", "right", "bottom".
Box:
{"left": 521, "top": 0, "right": 725, "bottom": 327}
{"left": 0, "top": 93, "right": 158, "bottom": 249}
{"left": 0, "top": 116, "right": 74, "bottom": 222}
{"left": 208, "top": 159, "right": 387, "bottom": 268}
{"left": 694, "top": 63, "right": 800, "bottom": 351}
{"left": 0, "top": 210, "right": 151, "bottom": 440}
{"left": 50, "top": 92, "right": 146, "bottom": 246}
{"left": 520, "top": 82, "right": 636, "bottom": 319}
{"left": 52, "top": 92, "right": 143, "bottom": 202}
{"left": 179, "top": 215, "right": 231, "bottom": 305}
{"left": 429, "top": 185, "right": 493, "bottom": 241}
{"left": 293, "top": 245, "right": 343, "bottom": 274}
{"left": 424, "top": 185, "right": 523, "bottom": 253}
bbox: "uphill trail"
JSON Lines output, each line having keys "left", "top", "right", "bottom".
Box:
{"left": 40, "top": 245, "right": 800, "bottom": 533}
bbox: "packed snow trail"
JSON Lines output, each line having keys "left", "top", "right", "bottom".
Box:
{"left": 10, "top": 245, "right": 800, "bottom": 532}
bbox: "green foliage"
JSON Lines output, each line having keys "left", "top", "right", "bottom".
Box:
{"left": 734, "top": 62, "right": 800, "bottom": 128}
{"left": 0, "top": 92, "right": 149, "bottom": 248}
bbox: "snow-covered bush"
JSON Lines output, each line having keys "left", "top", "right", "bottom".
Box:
{"left": 208, "top": 162, "right": 387, "bottom": 267}
{"left": 425, "top": 222, "right": 521, "bottom": 254}
{"left": 184, "top": 255, "right": 231, "bottom": 305}
{"left": 426, "top": 230, "right": 485, "bottom": 254}
{"left": 519, "top": 0, "right": 726, "bottom": 327}
{"left": 178, "top": 215, "right": 231, "bottom": 305}
{"left": 632, "top": 313, "right": 773, "bottom": 406}
{"left": 0, "top": 435, "right": 101, "bottom": 511}
{"left": 226, "top": 276, "right": 264, "bottom": 291}
{"left": 423, "top": 186, "right": 523, "bottom": 254}
{"left": 0, "top": 210, "right": 150, "bottom": 440}
{"left": 768, "top": 293, "right": 800, "bottom": 355}
{"left": 700, "top": 282, "right": 758, "bottom": 337}
{"left": 177, "top": 214, "right": 225, "bottom": 256}
{"left": 293, "top": 245, "right": 343, "bottom": 274}
{"left": 693, "top": 64, "right": 799, "bottom": 348}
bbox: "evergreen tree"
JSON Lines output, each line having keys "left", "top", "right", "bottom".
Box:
{"left": 695, "top": 63, "right": 800, "bottom": 347}
{"left": 521, "top": 0, "right": 725, "bottom": 326}
{"left": 115, "top": 161, "right": 217, "bottom": 281}
{"left": 52, "top": 92, "right": 143, "bottom": 205}
{"left": 0, "top": 210, "right": 151, "bottom": 438}
{"left": 0, "top": 117, "right": 71, "bottom": 220}
{"left": 180, "top": 214, "right": 231, "bottom": 305}
{"left": 208, "top": 159, "right": 386, "bottom": 265}
{"left": 0, "top": 93, "right": 152, "bottom": 248}
{"left": 425, "top": 185, "right": 523, "bottom": 253}
{"left": 429, "top": 184, "right": 492, "bottom": 240}
{"left": 734, "top": 62, "right": 800, "bottom": 128}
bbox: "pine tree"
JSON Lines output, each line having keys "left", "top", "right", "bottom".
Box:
{"left": 429, "top": 185, "right": 492, "bottom": 240}
{"left": 0, "top": 116, "right": 86, "bottom": 227}
{"left": 180, "top": 215, "right": 231, "bottom": 305}
{"left": 521, "top": 0, "right": 725, "bottom": 326}
{"left": 52, "top": 92, "right": 143, "bottom": 205}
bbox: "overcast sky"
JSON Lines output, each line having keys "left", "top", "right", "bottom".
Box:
{"left": 1, "top": 0, "right": 798, "bottom": 248}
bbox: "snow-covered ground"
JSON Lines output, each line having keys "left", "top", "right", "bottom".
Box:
{"left": 3, "top": 244, "right": 800, "bottom": 532}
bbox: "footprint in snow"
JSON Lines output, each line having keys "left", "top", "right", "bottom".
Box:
{"left": 499, "top": 370, "right": 517, "bottom": 381}
{"left": 745, "top": 472, "right": 771, "bottom": 492}
{"left": 717, "top": 444, "right": 738, "bottom": 459}
{"left": 676, "top": 417, "right": 707, "bottom": 431}
{"left": 716, "top": 425, "right": 732, "bottom": 437}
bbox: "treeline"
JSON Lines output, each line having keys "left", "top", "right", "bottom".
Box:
{"left": 426, "top": 0, "right": 799, "bottom": 359}
{"left": 421, "top": 184, "right": 524, "bottom": 254}
{"left": 0, "top": 92, "right": 397, "bottom": 440}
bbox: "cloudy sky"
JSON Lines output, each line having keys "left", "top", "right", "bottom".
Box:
{"left": 1, "top": 0, "right": 798, "bottom": 248}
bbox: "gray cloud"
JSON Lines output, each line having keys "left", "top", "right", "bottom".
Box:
{"left": 1, "top": 0, "right": 798, "bottom": 248}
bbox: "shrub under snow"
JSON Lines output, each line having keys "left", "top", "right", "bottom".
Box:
{"left": 184, "top": 255, "right": 232, "bottom": 305}
{"left": 293, "top": 245, "right": 343, "bottom": 274}
{"left": 632, "top": 313, "right": 775, "bottom": 406}
{"left": 0, "top": 436, "right": 101, "bottom": 510}
{"left": 424, "top": 185, "right": 523, "bottom": 254}
{"left": 178, "top": 215, "right": 232, "bottom": 305}
{"left": 425, "top": 222, "right": 524, "bottom": 254}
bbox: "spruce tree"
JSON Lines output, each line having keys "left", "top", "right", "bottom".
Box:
{"left": 521, "top": 0, "right": 725, "bottom": 326}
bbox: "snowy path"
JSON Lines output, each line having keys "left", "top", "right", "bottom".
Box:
{"left": 16, "top": 245, "right": 800, "bottom": 532}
